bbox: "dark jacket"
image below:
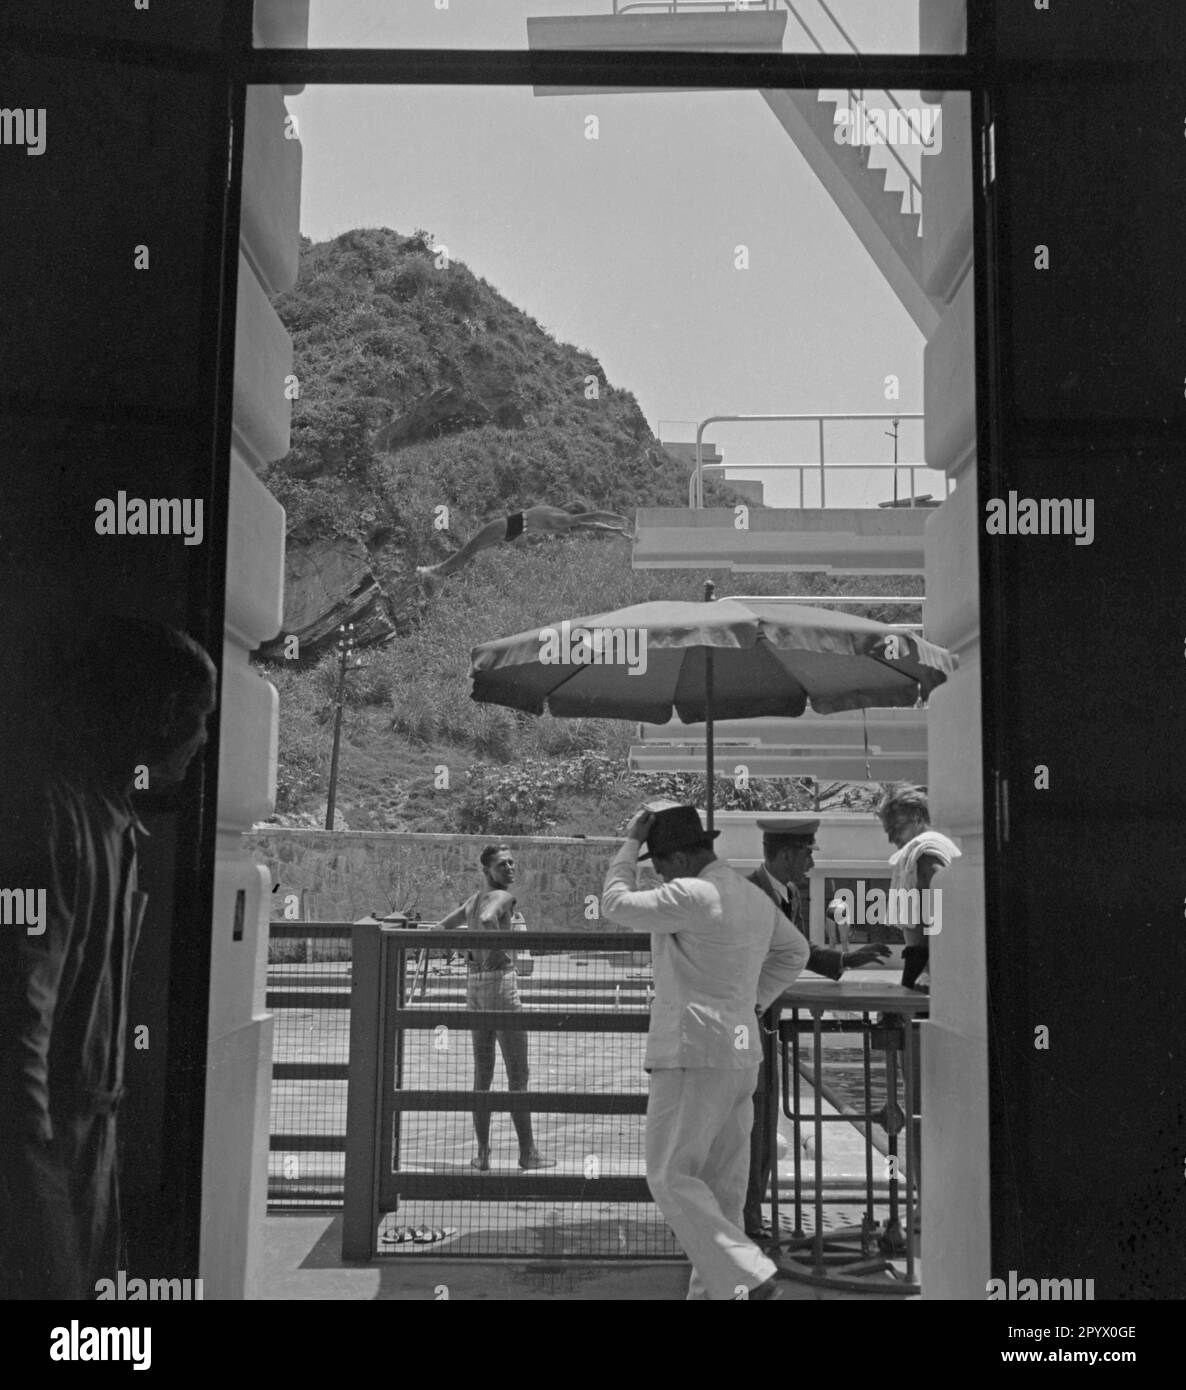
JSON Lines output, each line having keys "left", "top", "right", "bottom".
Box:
{"left": 745, "top": 865, "right": 844, "bottom": 981}
{"left": 0, "top": 767, "right": 146, "bottom": 1297}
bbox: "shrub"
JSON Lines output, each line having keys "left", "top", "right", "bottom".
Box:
{"left": 533, "top": 715, "right": 608, "bottom": 758}
{"left": 441, "top": 273, "right": 482, "bottom": 315}
{"left": 389, "top": 690, "right": 439, "bottom": 745}
{"left": 269, "top": 937, "right": 307, "bottom": 965}
{"left": 471, "top": 706, "right": 517, "bottom": 761}
{"left": 456, "top": 761, "right": 558, "bottom": 836}
{"left": 269, "top": 668, "right": 332, "bottom": 813}
{"left": 389, "top": 258, "right": 436, "bottom": 302}
{"left": 354, "top": 650, "right": 397, "bottom": 705}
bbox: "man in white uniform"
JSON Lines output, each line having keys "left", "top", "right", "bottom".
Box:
{"left": 601, "top": 805, "right": 809, "bottom": 1301}
{"left": 876, "top": 785, "right": 961, "bottom": 990}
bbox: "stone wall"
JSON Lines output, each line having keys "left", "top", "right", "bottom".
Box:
{"left": 245, "top": 828, "right": 630, "bottom": 931}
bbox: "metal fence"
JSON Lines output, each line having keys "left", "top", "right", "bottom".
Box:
{"left": 341, "top": 927, "right": 683, "bottom": 1260}
{"left": 268, "top": 922, "right": 353, "bottom": 1205}
{"left": 267, "top": 921, "right": 915, "bottom": 1262}
{"left": 268, "top": 923, "right": 682, "bottom": 1258}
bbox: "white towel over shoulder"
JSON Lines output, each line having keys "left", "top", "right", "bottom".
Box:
{"left": 889, "top": 830, "right": 962, "bottom": 889}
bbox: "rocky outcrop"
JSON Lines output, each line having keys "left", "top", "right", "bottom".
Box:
{"left": 258, "top": 534, "right": 399, "bottom": 662}
{"left": 372, "top": 380, "right": 526, "bottom": 453}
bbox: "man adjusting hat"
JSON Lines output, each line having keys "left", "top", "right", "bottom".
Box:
{"left": 601, "top": 805, "right": 809, "bottom": 1300}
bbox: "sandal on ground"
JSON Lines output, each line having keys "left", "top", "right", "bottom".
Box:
{"left": 380, "top": 1225, "right": 416, "bottom": 1244}
{"left": 412, "top": 1226, "right": 457, "bottom": 1244}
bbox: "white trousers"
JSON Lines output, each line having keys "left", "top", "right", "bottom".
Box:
{"left": 646, "top": 1067, "right": 778, "bottom": 1300}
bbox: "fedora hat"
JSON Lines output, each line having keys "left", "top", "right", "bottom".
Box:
{"left": 639, "top": 805, "right": 720, "bottom": 862}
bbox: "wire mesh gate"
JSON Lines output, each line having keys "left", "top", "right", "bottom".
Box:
{"left": 268, "top": 922, "right": 351, "bottom": 1204}
{"left": 342, "top": 925, "right": 683, "bottom": 1260}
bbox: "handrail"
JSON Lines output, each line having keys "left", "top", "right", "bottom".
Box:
{"left": 779, "top": 0, "right": 828, "bottom": 51}
{"left": 726, "top": 594, "right": 924, "bottom": 603}
{"left": 609, "top": 0, "right": 933, "bottom": 221}
{"left": 688, "top": 411, "right": 927, "bottom": 508}
{"left": 694, "top": 461, "right": 951, "bottom": 511}
{"left": 808, "top": 0, "right": 859, "bottom": 55}
{"left": 781, "top": 0, "right": 932, "bottom": 214}
{"left": 831, "top": 91, "right": 927, "bottom": 216}
{"left": 614, "top": 1, "right": 775, "bottom": 12}
{"left": 784, "top": 0, "right": 920, "bottom": 111}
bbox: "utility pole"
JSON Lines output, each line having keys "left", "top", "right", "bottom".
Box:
{"left": 325, "top": 623, "right": 356, "bottom": 831}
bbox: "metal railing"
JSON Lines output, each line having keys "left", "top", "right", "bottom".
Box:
{"left": 614, "top": 1, "right": 776, "bottom": 12}
{"left": 342, "top": 926, "right": 676, "bottom": 1260}
{"left": 783, "top": 0, "right": 930, "bottom": 217}
{"left": 269, "top": 921, "right": 920, "bottom": 1244}
{"left": 607, "top": 2, "right": 931, "bottom": 218}
{"left": 267, "top": 921, "right": 661, "bottom": 1222}
{"left": 726, "top": 594, "right": 924, "bottom": 604}
{"left": 268, "top": 921, "right": 353, "bottom": 1206}
{"left": 687, "top": 411, "right": 944, "bottom": 509}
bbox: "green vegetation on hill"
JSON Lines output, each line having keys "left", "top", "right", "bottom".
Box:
{"left": 258, "top": 227, "right": 916, "bottom": 833}
{"left": 263, "top": 227, "right": 730, "bottom": 562}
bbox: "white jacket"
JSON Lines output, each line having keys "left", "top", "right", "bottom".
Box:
{"left": 601, "top": 845, "right": 810, "bottom": 1071}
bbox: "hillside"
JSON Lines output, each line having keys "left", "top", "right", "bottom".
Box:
{"left": 256, "top": 228, "right": 918, "bottom": 833}
{"left": 262, "top": 227, "right": 733, "bottom": 575}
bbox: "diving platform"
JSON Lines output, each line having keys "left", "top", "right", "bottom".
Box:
{"left": 527, "top": 3, "right": 787, "bottom": 95}
{"left": 527, "top": 5, "right": 787, "bottom": 53}
{"left": 629, "top": 748, "right": 929, "bottom": 782}
{"left": 632, "top": 707, "right": 928, "bottom": 783}
{"left": 632, "top": 506, "right": 930, "bottom": 575}
{"left": 637, "top": 709, "right": 928, "bottom": 750}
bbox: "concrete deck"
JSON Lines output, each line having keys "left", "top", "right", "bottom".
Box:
{"left": 258, "top": 1213, "right": 913, "bottom": 1300}
{"left": 260, "top": 962, "right": 920, "bottom": 1299}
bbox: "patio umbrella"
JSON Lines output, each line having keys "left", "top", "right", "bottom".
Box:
{"left": 469, "top": 586, "right": 954, "bottom": 829}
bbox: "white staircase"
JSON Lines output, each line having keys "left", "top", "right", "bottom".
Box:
{"left": 761, "top": 87, "right": 939, "bottom": 336}
{"left": 523, "top": 1, "right": 941, "bottom": 335}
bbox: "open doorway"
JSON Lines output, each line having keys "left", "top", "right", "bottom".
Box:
{"left": 224, "top": 1, "right": 982, "bottom": 1299}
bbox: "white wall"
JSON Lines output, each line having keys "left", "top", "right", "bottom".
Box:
{"left": 917, "top": 88, "right": 990, "bottom": 1299}
{"left": 200, "top": 75, "right": 303, "bottom": 1300}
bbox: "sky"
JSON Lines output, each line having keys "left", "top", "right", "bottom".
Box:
{"left": 284, "top": 2, "right": 957, "bottom": 507}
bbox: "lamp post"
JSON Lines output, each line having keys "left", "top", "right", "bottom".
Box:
{"left": 886, "top": 416, "right": 901, "bottom": 505}
{"left": 325, "top": 623, "right": 357, "bottom": 830}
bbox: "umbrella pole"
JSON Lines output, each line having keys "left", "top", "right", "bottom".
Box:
{"left": 704, "top": 580, "right": 716, "bottom": 833}
{"left": 705, "top": 649, "right": 714, "bottom": 833}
